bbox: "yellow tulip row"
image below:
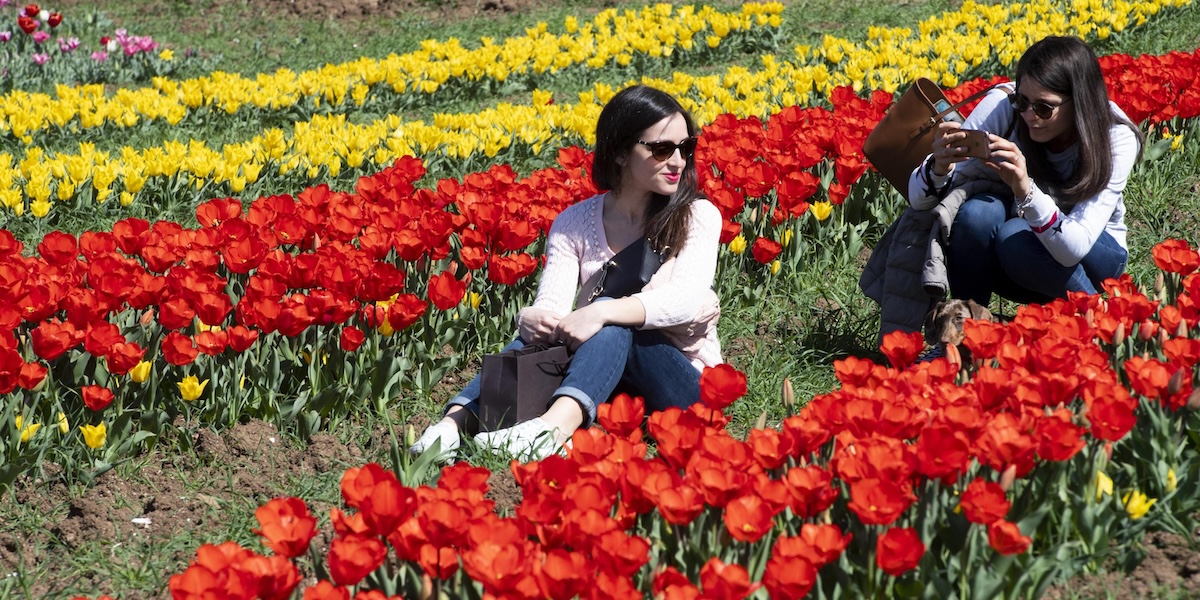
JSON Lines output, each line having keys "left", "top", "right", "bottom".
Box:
{"left": 809, "top": 0, "right": 1189, "bottom": 93}
{"left": 0, "top": 2, "right": 784, "bottom": 144}
{"left": 0, "top": 0, "right": 1185, "bottom": 218}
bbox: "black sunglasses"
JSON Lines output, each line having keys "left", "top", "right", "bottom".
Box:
{"left": 1009, "top": 93, "right": 1071, "bottom": 120}
{"left": 637, "top": 137, "right": 698, "bottom": 161}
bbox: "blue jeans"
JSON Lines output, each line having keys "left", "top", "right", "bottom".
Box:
{"left": 948, "top": 193, "right": 1127, "bottom": 305}
{"left": 446, "top": 325, "right": 701, "bottom": 428}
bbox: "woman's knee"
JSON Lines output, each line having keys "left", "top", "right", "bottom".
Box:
{"left": 582, "top": 324, "right": 634, "bottom": 347}
{"left": 953, "top": 196, "right": 1008, "bottom": 238}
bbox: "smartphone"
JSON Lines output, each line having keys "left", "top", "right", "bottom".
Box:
{"left": 960, "top": 129, "right": 991, "bottom": 159}
{"left": 934, "top": 99, "right": 965, "bottom": 123}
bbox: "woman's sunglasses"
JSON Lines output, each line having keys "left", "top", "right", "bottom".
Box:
{"left": 1009, "top": 93, "right": 1071, "bottom": 120}
{"left": 637, "top": 137, "right": 699, "bottom": 161}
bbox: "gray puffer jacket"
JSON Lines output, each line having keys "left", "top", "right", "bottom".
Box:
{"left": 859, "top": 179, "right": 1011, "bottom": 340}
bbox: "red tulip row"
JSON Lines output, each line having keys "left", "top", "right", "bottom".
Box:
{"left": 157, "top": 239, "right": 1200, "bottom": 599}
{"left": 4, "top": 46, "right": 1200, "bottom": 400}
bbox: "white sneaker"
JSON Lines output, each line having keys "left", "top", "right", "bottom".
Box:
{"left": 474, "top": 418, "right": 563, "bottom": 461}
{"left": 409, "top": 421, "right": 460, "bottom": 459}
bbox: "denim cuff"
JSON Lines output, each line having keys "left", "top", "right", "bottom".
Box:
{"left": 445, "top": 396, "right": 476, "bottom": 416}
{"left": 554, "top": 385, "right": 596, "bottom": 428}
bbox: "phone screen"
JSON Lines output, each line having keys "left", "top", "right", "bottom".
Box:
{"left": 935, "top": 99, "right": 965, "bottom": 124}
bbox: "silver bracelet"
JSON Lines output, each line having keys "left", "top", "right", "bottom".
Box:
{"left": 1015, "top": 181, "right": 1036, "bottom": 218}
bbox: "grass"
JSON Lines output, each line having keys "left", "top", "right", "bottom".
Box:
{"left": 3, "top": 0, "right": 1200, "bottom": 597}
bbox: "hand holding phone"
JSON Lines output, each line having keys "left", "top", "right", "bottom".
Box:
{"left": 959, "top": 129, "right": 991, "bottom": 159}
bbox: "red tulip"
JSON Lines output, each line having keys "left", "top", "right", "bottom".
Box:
{"left": 427, "top": 269, "right": 467, "bottom": 311}
{"left": 385, "top": 294, "right": 427, "bottom": 331}
{"left": 988, "top": 519, "right": 1032, "bottom": 555}
{"left": 339, "top": 326, "right": 365, "bottom": 352}
{"left": 699, "top": 363, "right": 747, "bottom": 410}
{"left": 47, "top": 12, "right": 62, "bottom": 27}
{"left": 1152, "top": 239, "right": 1200, "bottom": 275}
{"left": 254, "top": 497, "right": 317, "bottom": 558}
{"left": 749, "top": 237, "right": 783, "bottom": 264}
{"left": 762, "top": 553, "right": 817, "bottom": 599}
{"left": 24, "top": 4, "right": 40, "bottom": 17}
{"left": 959, "top": 479, "right": 1010, "bottom": 525}
{"left": 161, "top": 331, "right": 199, "bottom": 366}
{"left": 302, "top": 580, "right": 350, "bottom": 600}
{"left": 699, "top": 557, "right": 760, "bottom": 600}
{"left": 876, "top": 527, "right": 925, "bottom": 576}
{"left": 879, "top": 329, "right": 924, "bottom": 369}
{"left": 596, "top": 392, "right": 644, "bottom": 438}
{"left": 722, "top": 493, "right": 775, "bottom": 543}
{"left": 81, "top": 385, "right": 115, "bottom": 412}
{"left": 327, "top": 534, "right": 387, "bottom": 586}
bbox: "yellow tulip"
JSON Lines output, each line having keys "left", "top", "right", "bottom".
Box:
{"left": 780, "top": 228, "right": 794, "bottom": 248}
{"left": 30, "top": 199, "right": 52, "bottom": 218}
{"left": 57, "top": 412, "right": 69, "bottom": 434}
{"left": 15, "top": 416, "right": 40, "bottom": 443}
{"left": 469, "top": 292, "right": 482, "bottom": 310}
{"left": 1122, "top": 490, "right": 1157, "bottom": 520}
{"left": 1095, "top": 471, "right": 1113, "bottom": 502}
{"left": 1166, "top": 469, "right": 1177, "bottom": 494}
{"left": 159, "top": 49, "right": 174, "bottom": 61}
{"left": 177, "top": 376, "right": 209, "bottom": 401}
{"left": 811, "top": 201, "right": 833, "bottom": 221}
{"left": 770, "top": 260, "right": 781, "bottom": 275}
{"left": 80, "top": 422, "right": 107, "bottom": 449}
{"left": 130, "top": 360, "right": 152, "bottom": 384}
{"left": 728, "top": 234, "right": 747, "bottom": 255}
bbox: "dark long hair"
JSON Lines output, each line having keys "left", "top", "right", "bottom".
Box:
{"left": 1014, "top": 36, "right": 1143, "bottom": 206}
{"left": 592, "top": 85, "right": 702, "bottom": 258}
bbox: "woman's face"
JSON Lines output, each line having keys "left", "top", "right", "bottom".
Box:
{"left": 620, "top": 112, "right": 692, "bottom": 199}
{"left": 1015, "top": 78, "right": 1076, "bottom": 150}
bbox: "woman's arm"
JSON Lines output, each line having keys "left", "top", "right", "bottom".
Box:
{"left": 553, "top": 199, "right": 721, "bottom": 348}
{"left": 1013, "top": 124, "right": 1139, "bottom": 265}
{"left": 907, "top": 87, "right": 1015, "bottom": 210}
{"left": 519, "top": 201, "right": 588, "bottom": 343}
{"left": 631, "top": 199, "right": 722, "bottom": 328}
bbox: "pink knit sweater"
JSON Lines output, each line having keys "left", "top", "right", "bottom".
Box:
{"left": 531, "top": 193, "right": 724, "bottom": 370}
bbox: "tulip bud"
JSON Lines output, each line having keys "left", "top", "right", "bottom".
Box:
{"left": 1187, "top": 388, "right": 1200, "bottom": 412}
{"left": 1179, "top": 320, "right": 1190, "bottom": 339}
{"left": 1138, "top": 319, "right": 1158, "bottom": 342}
{"left": 1160, "top": 328, "right": 1170, "bottom": 346}
{"left": 945, "top": 343, "right": 962, "bottom": 369}
{"left": 1155, "top": 272, "right": 1165, "bottom": 295}
{"left": 781, "top": 378, "right": 794, "bottom": 410}
{"left": 1168, "top": 369, "right": 1184, "bottom": 397}
{"left": 1085, "top": 308, "right": 1095, "bottom": 327}
{"left": 1113, "top": 322, "right": 1126, "bottom": 346}
{"left": 140, "top": 308, "right": 156, "bottom": 326}
{"left": 1104, "top": 441, "right": 1113, "bottom": 461}
{"left": 754, "top": 410, "right": 768, "bottom": 431}
{"left": 999, "top": 464, "right": 1017, "bottom": 492}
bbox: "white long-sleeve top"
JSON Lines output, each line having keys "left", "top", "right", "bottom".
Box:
{"left": 908, "top": 86, "right": 1140, "bottom": 266}
{"left": 531, "top": 192, "right": 723, "bottom": 369}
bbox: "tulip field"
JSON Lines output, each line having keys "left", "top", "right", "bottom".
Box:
{"left": 3, "top": 0, "right": 1200, "bottom": 598}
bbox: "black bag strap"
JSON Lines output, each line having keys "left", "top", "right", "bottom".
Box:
{"left": 587, "top": 238, "right": 663, "bottom": 302}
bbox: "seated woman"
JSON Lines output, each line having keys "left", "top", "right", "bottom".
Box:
{"left": 912, "top": 35, "right": 1143, "bottom": 306}
{"left": 410, "top": 84, "right": 723, "bottom": 461}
